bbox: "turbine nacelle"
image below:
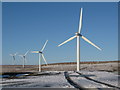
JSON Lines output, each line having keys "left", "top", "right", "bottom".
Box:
{"left": 75, "top": 32, "right": 82, "bottom": 36}
{"left": 23, "top": 56, "right": 25, "bottom": 58}
{"left": 39, "top": 51, "right": 42, "bottom": 54}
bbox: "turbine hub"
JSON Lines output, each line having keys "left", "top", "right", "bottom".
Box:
{"left": 39, "top": 51, "right": 42, "bottom": 53}
{"left": 75, "top": 32, "right": 82, "bottom": 36}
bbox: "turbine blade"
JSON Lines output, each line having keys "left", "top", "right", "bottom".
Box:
{"left": 58, "top": 35, "right": 77, "bottom": 47}
{"left": 24, "top": 50, "right": 30, "bottom": 56}
{"left": 19, "top": 55, "right": 23, "bottom": 57}
{"left": 10, "top": 54, "right": 13, "bottom": 56}
{"left": 81, "top": 35, "right": 102, "bottom": 51}
{"left": 41, "top": 54, "right": 47, "bottom": 65}
{"left": 78, "top": 8, "right": 83, "bottom": 33}
{"left": 31, "top": 51, "right": 39, "bottom": 53}
{"left": 41, "top": 40, "right": 48, "bottom": 52}
{"left": 14, "top": 52, "right": 18, "bottom": 56}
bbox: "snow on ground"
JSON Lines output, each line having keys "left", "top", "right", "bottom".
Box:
{"left": 79, "top": 71, "right": 119, "bottom": 87}
{"left": 69, "top": 71, "right": 110, "bottom": 88}
{"left": 1, "top": 71, "right": 74, "bottom": 88}
{"left": 1, "top": 71, "right": 119, "bottom": 88}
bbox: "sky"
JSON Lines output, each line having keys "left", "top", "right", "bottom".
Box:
{"left": 2, "top": 2, "right": 118, "bottom": 65}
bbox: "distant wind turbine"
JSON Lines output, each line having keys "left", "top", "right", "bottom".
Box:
{"left": 10, "top": 52, "right": 17, "bottom": 65}
{"left": 58, "top": 8, "right": 102, "bottom": 71}
{"left": 19, "top": 50, "right": 30, "bottom": 68}
{"left": 31, "top": 40, "right": 48, "bottom": 72}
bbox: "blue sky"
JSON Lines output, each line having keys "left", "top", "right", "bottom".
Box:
{"left": 2, "top": 2, "right": 118, "bottom": 65}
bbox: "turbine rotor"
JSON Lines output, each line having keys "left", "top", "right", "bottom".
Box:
{"left": 75, "top": 32, "right": 82, "bottom": 36}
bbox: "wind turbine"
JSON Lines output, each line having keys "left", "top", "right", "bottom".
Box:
{"left": 10, "top": 52, "right": 17, "bottom": 65}
{"left": 19, "top": 50, "right": 30, "bottom": 68}
{"left": 31, "top": 40, "right": 48, "bottom": 72}
{"left": 58, "top": 8, "right": 102, "bottom": 71}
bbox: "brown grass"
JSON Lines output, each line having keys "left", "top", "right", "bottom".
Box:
{"left": 1, "top": 60, "right": 119, "bottom": 74}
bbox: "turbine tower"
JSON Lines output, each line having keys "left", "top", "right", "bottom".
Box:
{"left": 10, "top": 52, "right": 17, "bottom": 65}
{"left": 58, "top": 8, "right": 102, "bottom": 71}
{"left": 19, "top": 50, "right": 30, "bottom": 68}
{"left": 31, "top": 40, "right": 48, "bottom": 72}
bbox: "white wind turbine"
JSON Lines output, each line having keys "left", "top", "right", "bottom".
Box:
{"left": 10, "top": 52, "right": 17, "bottom": 65}
{"left": 31, "top": 40, "right": 48, "bottom": 72}
{"left": 58, "top": 8, "right": 102, "bottom": 71}
{"left": 19, "top": 50, "right": 30, "bottom": 68}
